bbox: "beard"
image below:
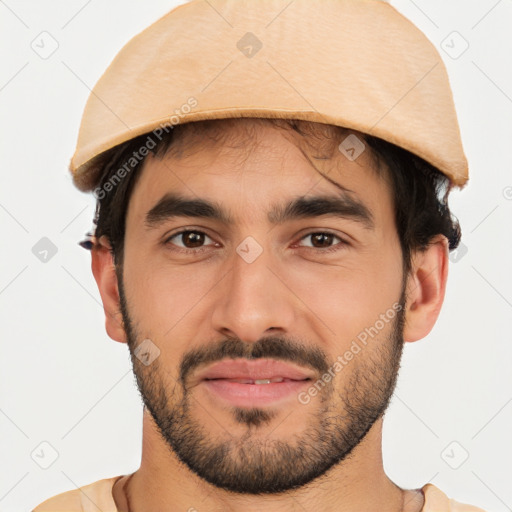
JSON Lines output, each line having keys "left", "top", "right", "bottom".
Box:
{"left": 117, "top": 272, "right": 407, "bottom": 495}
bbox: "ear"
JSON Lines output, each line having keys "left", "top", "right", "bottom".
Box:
{"left": 403, "top": 234, "right": 449, "bottom": 343}
{"left": 90, "top": 235, "right": 127, "bottom": 344}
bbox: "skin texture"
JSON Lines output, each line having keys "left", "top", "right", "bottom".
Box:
{"left": 92, "top": 119, "right": 448, "bottom": 511}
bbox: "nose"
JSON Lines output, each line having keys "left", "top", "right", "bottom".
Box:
{"left": 210, "top": 240, "right": 298, "bottom": 344}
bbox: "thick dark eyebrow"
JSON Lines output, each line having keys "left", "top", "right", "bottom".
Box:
{"left": 145, "top": 192, "right": 374, "bottom": 231}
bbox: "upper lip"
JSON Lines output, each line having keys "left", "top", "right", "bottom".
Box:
{"left": 195, "top": 358, "right": 315, "bottom": 382}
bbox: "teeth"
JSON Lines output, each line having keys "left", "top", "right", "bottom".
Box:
{"left": 227, "top": 378, "right": 286, "bottom": 384}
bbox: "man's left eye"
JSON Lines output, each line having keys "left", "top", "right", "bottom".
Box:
{"left": 297, "top": 232, "right": 345, "bottom": 250}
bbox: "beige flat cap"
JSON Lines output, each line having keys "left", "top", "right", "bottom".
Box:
{"left": 70, "top": 0, "right": 469, "bottom": 192}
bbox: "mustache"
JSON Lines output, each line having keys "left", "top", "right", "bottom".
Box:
{"left": 179, "top": 336, "right": 330, "bottom": 384}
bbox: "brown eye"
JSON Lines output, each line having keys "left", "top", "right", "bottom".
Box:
{"left": 297, "top": 231, "right": 347, "bottom": 254}
{"left": 180, "top": 231, "right": 205, "bottom": 248}
{"left": 165, "top": 230, "right": 215, "bottom": 251}
{"left": 309, "top": 233, "right": 335, "bottom": 248}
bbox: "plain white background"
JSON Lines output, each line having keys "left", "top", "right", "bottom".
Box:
{"left": 0, "top": 1, "right": 510, "bottom": 511}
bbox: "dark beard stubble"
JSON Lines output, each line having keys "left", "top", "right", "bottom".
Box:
{"left": 117, "top": 271, "right": 407, "bottom": 494}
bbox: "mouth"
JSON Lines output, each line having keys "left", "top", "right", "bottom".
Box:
{"left": 205, "top": 377, "right": 308, "bottom": 384}
{"left": 195, "top": 358, "right": 315, "bottom": 407}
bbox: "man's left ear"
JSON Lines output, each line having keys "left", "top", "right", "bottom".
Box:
{"left": 403, "top": 234, "right": 449, "bottom": 343}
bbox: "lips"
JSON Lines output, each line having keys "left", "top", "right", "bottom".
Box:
{"left": 194, "top": 358, "right": 315, "bottom": 408}
{"left": 218, "top": 377, "right": 293, "bottom": 384}
{"left": 196, "top": 358, "right": 315, "bottom": 383}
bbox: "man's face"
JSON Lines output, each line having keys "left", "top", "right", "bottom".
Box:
{"left": 118, "top": 119, "right": 407, "bottom": 494}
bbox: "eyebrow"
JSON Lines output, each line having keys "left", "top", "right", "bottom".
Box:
{"left": 144, "top": 191, "right": 375, "bottom": 231}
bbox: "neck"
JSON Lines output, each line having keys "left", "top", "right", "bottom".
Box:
{"left": 113, "top": 409, "right": 424, "bottom": 512}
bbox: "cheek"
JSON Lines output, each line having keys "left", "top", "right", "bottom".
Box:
{"left": 123, "top": 255, "right": 217, "bottom": 336}
{"left": 286, "top": 248, "right": 403, "bottom": 347}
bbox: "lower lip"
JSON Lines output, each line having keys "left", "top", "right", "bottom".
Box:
{"left": 200, "top": 379, "right": 310, "bottom": 407}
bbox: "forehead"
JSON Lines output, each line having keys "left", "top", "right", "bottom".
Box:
{"left": 126, "top": 119, "right": 393, "bottom": 229}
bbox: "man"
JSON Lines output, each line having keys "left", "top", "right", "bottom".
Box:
{"left": 33, "top": 0, "right": 486, "bottom": 511}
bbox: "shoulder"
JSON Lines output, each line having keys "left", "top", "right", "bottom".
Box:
{"left": 421, "top": 483, "right": 487, "bottom": 512}
{"left": 32, "top": 475, "right": 122, "bottom": 512}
